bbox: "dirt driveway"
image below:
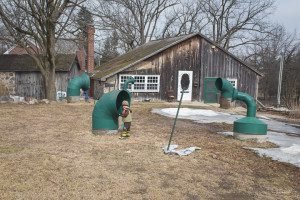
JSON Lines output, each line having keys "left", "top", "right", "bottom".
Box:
{"left": 0, "top": 101, "right": 299, "bottom": 200}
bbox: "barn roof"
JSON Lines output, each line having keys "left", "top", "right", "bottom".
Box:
{"left": 0, "top": 54, "right": 77, "bottom": 72}
{"left": 93, "top": 33, "right": 262, "bottom": 79}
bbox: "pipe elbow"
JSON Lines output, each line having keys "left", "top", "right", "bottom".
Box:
{"left": 236, "top": 92, "right": 257, "bottom": 117}
{"left": 215, "top": 78, "right": 236, "bottom": 100}
{"left": 123, "top": 77, "right": 136, "bottom": 90}
{"left": 67, "top": 72, "right": 90, "bottom": 96}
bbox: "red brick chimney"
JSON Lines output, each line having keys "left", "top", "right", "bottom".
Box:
{"left": 76, "top": 33, "right": 85, "bottom": 70}
{"left": 86, "top": 24, "right": 95, "bottom": 73}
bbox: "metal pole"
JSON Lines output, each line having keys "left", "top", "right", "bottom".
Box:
{"left": 167, "top": 89, "right": 185, "bottom": 151}
{"left": 277, "top": 55, "right": 284, "bottom": 107}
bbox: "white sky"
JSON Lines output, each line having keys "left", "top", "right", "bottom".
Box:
{"left": 273, "top": 0, "right": 300, "bottom": 33}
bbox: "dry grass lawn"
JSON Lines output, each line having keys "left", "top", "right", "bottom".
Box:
{"left": 0, "top": 101, "right": 299, "bottom": 200}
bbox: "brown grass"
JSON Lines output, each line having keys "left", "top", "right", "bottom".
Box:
{"left": 0, "top": 101, "right": 299, "bottom": 200}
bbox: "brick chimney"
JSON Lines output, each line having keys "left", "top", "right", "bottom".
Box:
{"left": 76, "top": 33, "right": 85, "bottom": 70}
{"left": 86, "top": 24, "right": 95, "bottom": 73}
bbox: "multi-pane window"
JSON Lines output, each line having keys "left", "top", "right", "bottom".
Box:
{"left": 119, "top": 75, "right": 160, "bottom": 92}
{"left": 227, "top": 78, "right": 238, "bottom": 89}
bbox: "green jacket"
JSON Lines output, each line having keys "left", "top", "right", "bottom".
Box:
{"left": 122, "top": 110, "right": 132, "bottom": 122}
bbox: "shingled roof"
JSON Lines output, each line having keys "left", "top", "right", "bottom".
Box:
{"left": 0, "top": 54, "right": 77, "bottom": 72}
{"left": 93, "top": 33, "right": 261, "bottom": 79}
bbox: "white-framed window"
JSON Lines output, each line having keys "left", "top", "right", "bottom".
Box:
{"left": 227, "top": 78, "right": 238, "bottom": 89}
{"left": 119, "top": 74, "right": 160, "bottom": 92}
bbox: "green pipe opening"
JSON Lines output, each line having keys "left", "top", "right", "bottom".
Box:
{"left": 92, "top": 90, "right": 131, "bottom": 130}
{"left": 92, "top": 77, "right": 135, "bottom": 131}
{"left": 67, "top": 72, "right": 90, "bottom": 96}
{"left": 215, "top": 78, "right": 256, "bottom": 117}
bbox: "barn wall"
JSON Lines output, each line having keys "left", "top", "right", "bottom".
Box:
{"left": 55, "top": 72, "right": 69, "bottom": 93}
{"left": 15, "top": 72, "right": 70, "bottom": 99}
{"left": 95, "top": 36, "right": 259, "bottom": 101}
{"left": 15, "top": 72, "right": 45, "bottom": 99}
{"left": 200, "top": 39, "right": 258, "bottom": 99}
{"left": 118, "top": 37, "right": 202, "bottom": 101}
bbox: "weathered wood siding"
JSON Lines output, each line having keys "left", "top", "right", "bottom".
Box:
{"left": 15, "top": 72, "right": 45, "bottom": 98}
{"left": 116, "top": 37, "right": 202, "bottom": 101}
{"left": 96, "top": 35, "right": 259, "bottom": 101}
{"left": 14, "top": 61, "right": 80, "bottom": 99}
{"left": 200, "top": 39, "right": 257, "bottom": 99}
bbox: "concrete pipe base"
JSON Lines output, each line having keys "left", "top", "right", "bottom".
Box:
{"left": 92, "top": 129, "right": 118, "bottom": 135}
{"left": 67, "top": 96, "right": 80, "bottom": 103}
{"left": 233, "top": 132, "right": 267, "bottom": 143}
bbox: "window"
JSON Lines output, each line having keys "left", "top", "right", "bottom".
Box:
{"left": 119, "top": 75, "right": 160, "bottom": 92}
{"left": 227, "top": 78, "right": 238, "bottom": 89}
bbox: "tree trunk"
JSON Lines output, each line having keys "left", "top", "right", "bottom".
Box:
{"left": 43, "top": 69, "right": 56, "bottom": 101}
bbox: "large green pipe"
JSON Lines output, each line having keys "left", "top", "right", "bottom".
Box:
{"left": 92, "top": 90, "right": 131, "bottom": 130}
{"left": 215, "top": 78, "right": 256, "bottom": 117}
{"left": 215, "top": 78, "right": 267, "bottom": 135}
{"left": 92, "top": 77, "right": 135, "bottom": 131}
{"left": 67, "top": 72, "right": 90, "bottom": 96}
{"left": 236, "top": 92, "right": 256, "bottom": 117}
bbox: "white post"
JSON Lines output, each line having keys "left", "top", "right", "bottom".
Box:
{"left": 277, "top": 54, "right": 284, "bottom": 107}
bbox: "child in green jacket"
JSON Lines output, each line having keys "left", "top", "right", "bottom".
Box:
{"left": 119, "top": 100, "right": 132, "bottom": 139}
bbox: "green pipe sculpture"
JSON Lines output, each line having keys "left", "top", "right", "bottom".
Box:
{"left": 67, "top": 72, "right": 90, "bottom": 103}
{"left": 92, "top": 77, "right": 135, "bottom": 134}
{"left": 215, "top": 78, "right": 267, "bottom": 140}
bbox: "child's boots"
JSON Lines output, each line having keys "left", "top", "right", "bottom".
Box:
{"left": 119, "top": 131, "right": 129, "bottom": 139}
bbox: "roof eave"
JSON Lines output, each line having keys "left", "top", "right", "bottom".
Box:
{"left": 98, "top": 34, "right": 199, "bottom": 79}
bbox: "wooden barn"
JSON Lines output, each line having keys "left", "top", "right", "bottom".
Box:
{"left": 0, "top": 54, "right": 81, "bottom": 99}
{"left": 92, "top": 33, "right": 262, "bottom": 102}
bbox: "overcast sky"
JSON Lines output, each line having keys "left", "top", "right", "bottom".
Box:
{"left": 272, "top": 0, "right": 300, "bottom": 33}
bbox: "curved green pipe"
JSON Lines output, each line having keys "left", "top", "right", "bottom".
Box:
{"left": 92, "top": 77, "right": 135, "bottom": 131}
{"left": 67, "top": 72, "right": 90, "bottom": 96}
{"left": 236, "top": 92, "right": 256, "bottom": 117}
{"left": 122, "top": 76, "right": 135, "bottom": 90}
{"left": 215, "top": 78, "right": 256, "bottom": 117}
{"left": 92, "top": 90, "right": 131, "bottom": 130}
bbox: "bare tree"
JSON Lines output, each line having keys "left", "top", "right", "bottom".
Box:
{"left": 161, "top": 0, "right": 205, "bottom": 38}
{"left": 162, "top": 0, "right": 274, "bottom": 50}
{"left": 0, "top": 0, "right": 83, "bottom": 100}
{"left": 93, "top": 0, "right": 178, "bottom": 50}
{"left": 246, "top": 25, "right": 300, "bottom": 108}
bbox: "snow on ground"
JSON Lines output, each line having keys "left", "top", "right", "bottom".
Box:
{"left": 152, "top": 108, "right": 300, "bottom": 167}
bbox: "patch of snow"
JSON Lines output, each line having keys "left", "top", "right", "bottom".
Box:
{"left": 270, "top": 107, "right": 290, "bottom": 112}
{"left": 153, "top": 107, "right": 300, "bottom": 167}
{"left": 281, "top": 144, "right": 300, "bottom": 155}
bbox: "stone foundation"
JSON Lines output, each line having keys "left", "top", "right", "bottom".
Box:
{"left": 0, "top": 72, "right": 15, "bottom": 95}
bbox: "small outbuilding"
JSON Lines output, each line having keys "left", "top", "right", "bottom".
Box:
{"left": 92, "top": 33, "right": 262, "bottom": 102}
{"left": 0, "top": 54, "right": 81, "bottom": 99}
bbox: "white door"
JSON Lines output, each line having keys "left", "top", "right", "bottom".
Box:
{"left": 177, "top": 71, "right": 193, "bottom": 101}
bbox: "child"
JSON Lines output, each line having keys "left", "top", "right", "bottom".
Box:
{"left": 119, "top": 100, "right": 132, "bottom": 139}
{"left": 83, "top": 90, "right": 89, "bottom": 103}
